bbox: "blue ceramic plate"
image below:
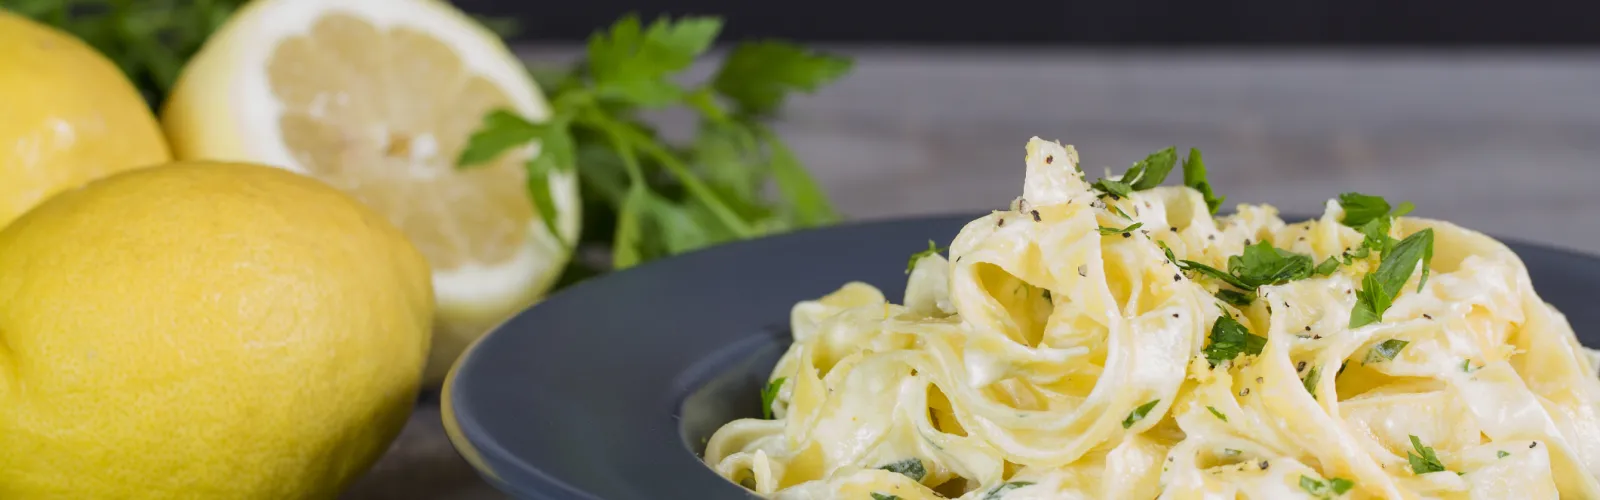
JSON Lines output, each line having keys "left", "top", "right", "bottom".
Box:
{"left": 442, "top": 214, "right": 1600, "bottom": 500}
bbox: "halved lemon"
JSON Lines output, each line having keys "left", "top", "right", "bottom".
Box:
{"left": 162, "top": 0, "right": 580, "bottom": 383}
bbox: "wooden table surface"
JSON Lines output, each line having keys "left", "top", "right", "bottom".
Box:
{"left": 342, "top": 47, "right": 1600, "bottom": 499}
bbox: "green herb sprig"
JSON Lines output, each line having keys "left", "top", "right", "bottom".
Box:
{"left": 1098, "top": 222, "right": 1144, "bottom": 235}
{"left": 1202, "top": 315, "right": 1267, "bottom": 367}
{"left": 1407, "top": 435, "right": 1448, "bottom": 474}
{"left": 1299, "top": 475, "right": 1356, "bottom": 498}
{"left": 1091, "top": 147, "right": 1177, "bottom": 198}
{"left": 1362, "top": 339, "right": 1410, "bottom": 364}
{"left": 907, "top": 240, "right": 947, "bottom": 274}
{"left": 1122, "top": 399, "right": 1161, "bottom": 428}
{"left": 460, "top": 15, "right": 852, "bottom": 273}
{"left": 759, "top": 377, "right": 787, "bottom": 419}
{"left": 1349, "top": 229, "right": 1434, "bottom": 328}
{"left": 879, "top": 458, "right": 927, "bottom": 481}
{"left": 1182, "top": 148, "right": 1226, "bottom": 214}
{"left": 1206, "top": 405, "right": 1229, "bottom": 422}
{"left": 1180, "top": 241, "right": 1320, "bottom": 293}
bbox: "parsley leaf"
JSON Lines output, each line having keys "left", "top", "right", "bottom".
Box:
{"left": 1207, "top": 405, "right": 1229, "bottom": 422}
{"left": 1299, "top": 475, "right": 1356, "bottom": 498}
{"left": 1092, "top": 179, "right": 1133, "bottom": 199}
{"left": 1497, "top": 450, "right": 1510, "bottom": 459}
{"left": 1183, "top": 148, "right": 1226, "bottom": 214}
{"left": 1314, "top": 257, "right": 1342, "bottom": 276}
{"left": 982, "top": 481, "right": 1036, "bottom": 500}
{"left": 1158, "top": 240, "right": 1180, "bottom": 265}
{"left": 1227, "top": 241, "right": 1317, "bottom": 288}
{"left": 586, "top": 15, "right": 722, "bottom": 105}
{"left": 713, "top": 41, "right": 854, "bottom": 117}
{"left": 1098, "top": 222, "right": 1145, "bottom": 235}
{"left": 1203, "top": 315, "right": 1267, "bottom": 367}
{"left": 1126, "top": 147, "right": 1179, "bottom": 190}
{"left": 1363, "top": 339, "right": 1410, "bottom": 364}
{"left": 757, "top": 125, "right": 838, "bottom": 226}
{"left": 459, "top": 16, "right": 852, "bottom": 275}
{"left": 1216, "top": 289, "right": 1254, "bottom": 307}
{"left": 1407, "top": 435, "right": 1448, "bottom": 474}
{"left": 1338, "top": 192, "right": 1393, "bottom": 227}
{"left": 880, "top": 458, "right": 926, "bottom": 481}
{"left": 458, "top": 110, "right": 544, "bottom": 166}
{"left": 1349, "top": 229, "right": 1435, "bottom": 328}
{"left": 1330, "top": 478, "right": 1355, "bottom": 495}
{"left": 760, "top": 377, "right": 787, "bottom": 419}
{"left": 1123, "top": 399, "right": 1161, "bottom": 429}
{"left": 1340, "top": 193, "right": 1415, "bottom": 258}
{"left": 1092, "top": 146, "right": 1177, "bottom": 196}
{"left": 1181, "top": 260, "right": 1251, "bottom": 290}
{"left": 1302, "top": 366, "right": 1322, "bottom": 396}
{"left": 871, "top": 494, "right": 902, "bottom": 500}
{"left": 1182, "top": 241, "right": 1322, "bottom": 292}
{"left": 458, "top": 110, "right": 576, "bottom": 245}
{"left": 907, "top": 240, "right": 948, "bottom": 274}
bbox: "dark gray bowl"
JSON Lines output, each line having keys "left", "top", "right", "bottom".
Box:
{"left": 442, "top": 214, "right": 1600, "bottom": 500}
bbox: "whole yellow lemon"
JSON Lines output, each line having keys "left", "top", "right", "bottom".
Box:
{"left": 0, "top": 162, "right": 434, "bottom": 499}
{"left": 0, "top": 11, "right": 171, "bottom": 229}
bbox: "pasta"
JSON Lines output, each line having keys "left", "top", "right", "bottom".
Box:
{"left": 703, "top": 137, "right": 1600, "bottom": 499}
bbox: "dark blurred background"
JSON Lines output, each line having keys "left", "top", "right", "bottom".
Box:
{"left": 462, "top": 0, "right": 1596, "bottom": 46}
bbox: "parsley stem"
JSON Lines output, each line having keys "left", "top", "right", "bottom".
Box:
{"left": 611, "top": 121, "right": 757, "bottom": 237}
{"left": 590, "top": 111, "right": 648, "bottom": 185}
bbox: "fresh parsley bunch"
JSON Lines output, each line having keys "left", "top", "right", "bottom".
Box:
{"left": 458, "top": 15, "right": 852, "bottom": 277}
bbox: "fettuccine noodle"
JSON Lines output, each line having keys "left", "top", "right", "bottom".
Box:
{"left": 704, "top": 138, "right": 1600, "bottom": 500}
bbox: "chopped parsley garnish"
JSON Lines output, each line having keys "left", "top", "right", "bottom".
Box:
{"left": 1314, "top": 257, "right": 1341, "bottom": 276}
{"left": 879, "top": 458, "right": 927, "bottom": 481}
{"left": 1349, "top": 229, "right": 1435, "bottom": 328}
{"left": 1338, "top": 192, "right": 1397, "bottom": 227}
{"left": 1123, "top": 399, "right": 1161, "bottom": 428}
{"left": 1229, "top": 241, "right": 1317, "bottom": 288}
{"left": 1299, "top": 475, "right": 1356, "bottom": 498}
{"left": 458, "top": 16, "right": 852, "bottom": 270}
{"left": 871, "top": 494, "right": 902, "bottom": 500}
{"left": 1462, "top": 359, "right": 1477, "bottom": 373}
{"left": 1302, "top": 366, "right": 1322, "bottom": 396}
{"left": 1180, "top": 260, "right": 1250, "bottom": 290}
{"left": 1207, "top": 405, "right": 1229, "bottom": 422}
{"left": 1091, "top": 147, "right": 1177, "bottom": 198}
{"left": 1181, "top": 241, "right": 1322, "bottom": 292}
{"left": 1407, "top": 435, "right": 1448, "bottom": 474}
{"left": 1216, "top": 289, "right": 1254, "bottom": 307}
{"left": 1363, "top": 339, "right": 1410, "bottom": 364}
{"left": 1183, "top": 148, "right": 1225, "bottom": 214}
{"left": 1338, "top": 192, "right": 1416, "bottom": 259}
{"left": 1158, "top": 240, "right": 1180, "bottom": 265}
{"left": 760, "top": 377, "right": 786, "bottom": 419}
{"left": 1098, "top": 222, "right": 1144, "bottom": 235}
{"left": 982, "top": 481, "right": 1036, "bottom": 500}
{"left": 1202, "top": 315, "right": 1267, "bottom": 367}
{"left": 1110, "top": 204, "right": 1134, "bottom": 220}
{"left": 907, "top": 240, "right": 948, "bottom": 274}
{"left": 1497, "top": 450, "right": 1511, "bottom": 459}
